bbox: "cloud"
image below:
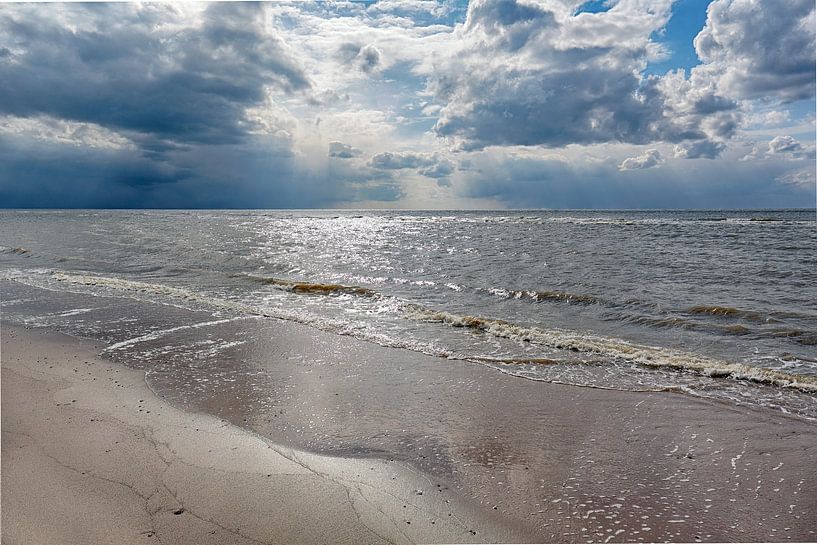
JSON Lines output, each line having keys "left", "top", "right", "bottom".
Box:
{"left": 0, "top": 3, "right": 311, "bottom": 150}
{"left": 619, "top": 149, "right": 663, "bottom": 170}
{"left": 674, "top": 140, "right": 727, "bottom": 159}
{"left": 0, "top": 114, "right": 135, "bottom": 150}
{"left": 768, "top": 135, "right": 804, "bottom": 155}
{"left": 694, "top": 0, "right": 815, "bottom": 102}
{"left": 0, "top": 1, "right": 813, "bottom": 210}
{"left": 451, "top": 149, "right": 815, "bottom": 209}
{"left": 419, "top": 159, "right": 456, "bottom": 178}
{"left": 0, "top": 3, "right": 368, "bottom": 208}
{"left": 747, "top": 109, "right": 791, "bottom": 127}
{"left": 369, "top": 151, "right": 436, "bottom": 169}
{"left": 337, "top": 42, "right": 383, "bottom": 73}
{"left": 368, "top": 151, "right": 456, "bottom": 183}
{"left": 742, "top": 135, "right": 816, "bottom": 161}
{"left": 776, "top": 167, "right": 816, "bottom": 187}
{"left": 0, "top": 131, "right": 190, "bottom": 208}
{"left": 767, "top": 135, "right": 815, "bottom": 159}
{"left": 425, "top": 0, "right": 742, "bottom": 151}
{"left": 328, "top": 141, "right": 363, "bottom": 158}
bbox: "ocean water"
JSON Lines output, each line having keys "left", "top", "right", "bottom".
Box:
{"left": 2, "top": 209, "right": 817, "bottom": 419}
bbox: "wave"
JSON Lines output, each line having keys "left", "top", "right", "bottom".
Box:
{"left": 618, "top": 313, "right": 754, "bottom": 335}
{"left": 486, "top": 287, "right": 598, "bottom": 305}
{"left": 402, "top": 306, "right": 817, "bottom": 394}
{"left": 0, "top": 246, "right": 31, "bottom": 255}
{"left": 240, "top": 274, "right": 379, "bottom": 297}
{"left": 246, "top": 274, "right": 599, "bottom": 307}
{"left": 470, "top": 355, "right": 605, "bottom": 367}
{"left": 686, "top": 304, "right": 769, "bottom": 321}
{"left": 685, "top": 305, "right": 817, "bottom": 325}
{"left": 12, "top": 270, "right": 817, "bottom": 396}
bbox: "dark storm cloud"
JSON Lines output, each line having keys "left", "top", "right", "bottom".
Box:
{"left": 0, "top": 134, "right": 188, "bottom": 208}
{"left": 434, "top": 65, "right": 669, "bottom": 149}
{"left": 0, "top": 3, "right": 310, "bottom": 147}
{"left": 0, "top": 128, "right": 377, "bottom": 209}
{"left": 0, "top": 2, "right": 332, "bottom": 208}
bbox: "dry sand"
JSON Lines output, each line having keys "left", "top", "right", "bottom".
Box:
{"left": 1, "top": 324, "right": 522, "bottom": 544}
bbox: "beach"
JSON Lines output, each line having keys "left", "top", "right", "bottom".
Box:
{"left": 3, "top": 306, "right": 816, "bottom": 543}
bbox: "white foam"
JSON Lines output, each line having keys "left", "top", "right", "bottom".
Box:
{"left": 104, "top": 317, "right": 244, "bottom": 352}
{"left": 402, "top": 306, "right": 817, "bottom": 393}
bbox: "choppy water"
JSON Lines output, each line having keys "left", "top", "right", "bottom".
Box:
{"left": 2, "top": 209, "right": 817, "bottom": 418}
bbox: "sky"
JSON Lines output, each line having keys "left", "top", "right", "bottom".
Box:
{"left": 0, "top": 0, "right": 814, "bottom": 209}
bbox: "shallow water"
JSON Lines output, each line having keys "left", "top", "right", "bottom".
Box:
{"left": 2, "top": 209, "right": 816, "bottom": 418}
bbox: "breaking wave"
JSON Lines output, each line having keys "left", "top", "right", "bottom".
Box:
{"left": 485, "top": 287, "right": 598, "bottom": 305}
{"left": 9, "top": 270, "right": 817, "bottom": 400}
{"left": 686, "top": 305, "right": 768, "bottom": 321}
{"left": 239, "top": 274, "right": 379, "bottom": 297}
{"left": 401, "top": 306, "right": 817, "bottom": 393}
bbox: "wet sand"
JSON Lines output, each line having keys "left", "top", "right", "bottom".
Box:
{"left": 113, "top": 318, "right": 817, "bottom": 543}
{"left": 2, "top": 279, "right": 817, "bottom": 543}
{"left": 1, "top": 324, "right": 521, "bottom": 544}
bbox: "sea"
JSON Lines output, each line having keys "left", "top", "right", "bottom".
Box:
{"left": 2, "top": 209, "right": 816, "bottom": 420}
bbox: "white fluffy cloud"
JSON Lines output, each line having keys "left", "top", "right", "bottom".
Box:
{"left": 424, "top": 0, "right": 748, "bottom": 153}
{"left": 694, "top": 0, "right": 815, "bottom": 102}
{"left": 619, "top": 149, "right": 663, "bottom": 170}
{"left": 769, "top": 135, "right": 804, "bottom": 155}
{"left": 742, "top": 135, "right": 815, "bottom": 161}
{"left": 767, "top": 135, "right": 815, "bottom": 159}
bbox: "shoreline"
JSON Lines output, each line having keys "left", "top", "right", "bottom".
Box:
{"left": 1, "top": 323, "right": 523, "bottom": 544}
{"left": 3, "top": 293, "right": 817, "bottom": 543}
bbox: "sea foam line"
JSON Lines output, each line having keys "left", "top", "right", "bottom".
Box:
{"left": 401, "top": 306, "right": 817, "bottom": 393}
{"left": 103, "top": 317, "right": 244, "bottom": 352}
{"left": 37, "top": 270, "right": 817, "bottom": 394}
